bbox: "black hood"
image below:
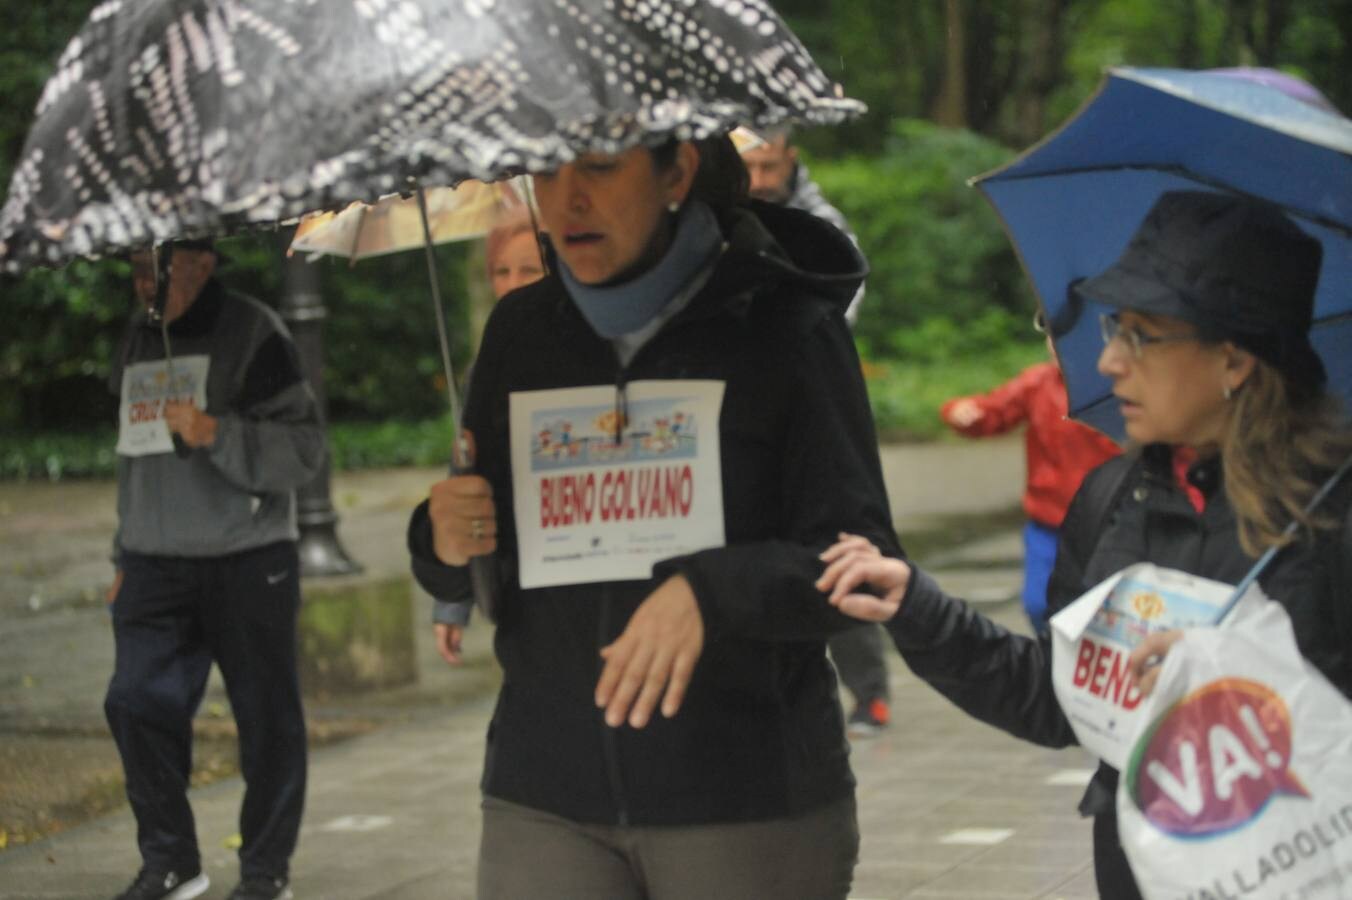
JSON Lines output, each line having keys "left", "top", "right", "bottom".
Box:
{"left": 708, "top": 199, "right": 867, "bottom": 316}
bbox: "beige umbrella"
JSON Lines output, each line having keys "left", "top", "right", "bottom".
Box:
{"left": 289, "top": 180, "right": 533, "bottom": 621}
{"left": 289, "top": 179, "right": 527, "bottom": 262}
{"left": 729, "top": 126, "right": 767, "bottom": 153}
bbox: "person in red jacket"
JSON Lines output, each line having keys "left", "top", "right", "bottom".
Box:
{"left": 940, "top": 320, "right": 1120, "bottom": 632}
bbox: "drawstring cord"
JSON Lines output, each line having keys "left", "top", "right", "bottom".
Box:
{"left": 613, "top": 375, "right": 629, "bottom": 446}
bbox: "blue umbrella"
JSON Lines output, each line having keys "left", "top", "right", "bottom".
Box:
{"left": 974, "top": 66, "right": 1352, "bottom": 440}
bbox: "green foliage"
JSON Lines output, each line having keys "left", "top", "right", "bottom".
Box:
{"left": 809, "top": 120, "right": 1033, "bottom": 359}
{"left": 779, "top": 1, "right": 1352, "bottom": 154}
{"left": 0, "top": 428, "right": 118, "bottom": 481}
{"left": 327, "top": 417, "right": 460, "bottom": 470}
{"left": 0, "top": 260, "right": 130, "bottom": 429}
{"left": 0, "top": 418, "right": 461, "bottom": 481}
{"left": 864, "top": 325, "right": 1048, "bottom": 440}
{"left": 0, "top": 232, "right": 471, "bottom": 431}
{"left": 299, "top": 246, "right": 473, "bottom": 422}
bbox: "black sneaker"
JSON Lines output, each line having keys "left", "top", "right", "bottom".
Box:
{"left": 112, "top": 867, "right": 209, "bottom": 900}
{"left": 226, "top": 875, "right": 294, "bottom": 900}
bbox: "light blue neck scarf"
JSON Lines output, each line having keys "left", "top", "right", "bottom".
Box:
{"left": 559, "top": 200, "right": 722, "bottom": 339}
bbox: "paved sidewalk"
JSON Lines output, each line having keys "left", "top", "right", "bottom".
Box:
{"left": 1, "top": 436, "right": 1108, "bottom": 899}
{"left": 1, "top": 604, "right": 1100, "bottom": 900}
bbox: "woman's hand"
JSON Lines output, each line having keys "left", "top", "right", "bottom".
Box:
{"left": 428, "top": 474, "right": 497, "bottom": 566}
{"left": 595, "top": 575, "right": 704, "bottom": 729}
{"left": 1127, "top": 629, "right": 1184, "bottom": 697}
{"left": 815, "top": 532, "right": 910, "bottom": 623}
{"left": 434, "top": 623, "right": 465, "bottom": 666}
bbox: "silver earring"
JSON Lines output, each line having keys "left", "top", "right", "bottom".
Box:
{"left": 1223, "top": 384, "right": 1233, "bottom": 401}
{"left": 668, "top": 201, "right": 680, "bottom": 213}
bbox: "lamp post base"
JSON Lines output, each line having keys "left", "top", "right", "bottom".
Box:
{"left": 297, "top": 517, "right": 364, "bottom": 578}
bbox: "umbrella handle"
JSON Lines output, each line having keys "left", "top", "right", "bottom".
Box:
{"left": 159, "top": 312, "right": 191, "bottom": 459}
{"left": 448, "top": 433, "right": 499, "bottom": 624}
{"left": 416, "top": 186, "right": 494, "bottom": 620}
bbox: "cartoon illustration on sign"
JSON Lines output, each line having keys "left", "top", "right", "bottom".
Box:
{"left": 529, "top": 396, "right": 700, "bottom": 472}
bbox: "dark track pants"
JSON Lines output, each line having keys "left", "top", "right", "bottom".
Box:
{"left": 105, "top": 542, "right": 306, "bottom": 880}
{"left": 828, "top": 622, "right": 891, "bottom": 707}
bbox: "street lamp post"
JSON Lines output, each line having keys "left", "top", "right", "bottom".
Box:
{"left": 280, "top": 243, "right": 362, "bottom": 577}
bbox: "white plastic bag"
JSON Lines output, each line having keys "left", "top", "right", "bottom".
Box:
{"left": 1116, "top": 593, "right": 1352, "bottom": 899}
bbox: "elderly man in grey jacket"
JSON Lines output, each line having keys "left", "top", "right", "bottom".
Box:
{"left": 742, "top": 129, "right": 867, "bottom": 326}
{"left": 740, "top": 130, "right": 890, "bottom": 735}
{"left": 105, "top": 240, "right": 325, "bottom": 900}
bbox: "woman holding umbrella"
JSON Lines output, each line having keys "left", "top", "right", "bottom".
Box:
{"left": 407, "top": 134, "right": 897, "bottom": 898}
{"left": 816, "top": 190, "right": 1352, "bottom": 899}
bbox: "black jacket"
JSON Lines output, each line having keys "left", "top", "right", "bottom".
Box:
{"left": 409, "top": 201, "right": 901, "bottom": 826}
{"left": 887, "top": 445, "right": 1352, "bottom": 899}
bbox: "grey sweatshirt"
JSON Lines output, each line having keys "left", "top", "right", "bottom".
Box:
{"left": 110, "top": 280, "right": 325, "bottom": 560}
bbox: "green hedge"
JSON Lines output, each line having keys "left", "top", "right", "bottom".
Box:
{"left": 0, "top": 419, "right": 458, "bottom": 481}
{"left": 864, "top": 317, "right": 1048, "bottom": 440}
{"left": 0, "top": 428, "right": 118, "bottom": 481}
{"left": 808, "top": 119, "right": 1034, "bottom": 360}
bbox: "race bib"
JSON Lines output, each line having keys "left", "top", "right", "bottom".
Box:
{"left": 1050, "top": 563, "right": 1258, "bottom": 770}
{"left": 509, "top": 380, "right": 726, "bottom": 589}
{"left": 115, "top": 355, "right": 210, "bottom": 457}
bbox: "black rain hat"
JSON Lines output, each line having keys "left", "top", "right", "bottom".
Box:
{"left": 1074, "top": 190, "right": 1326, "bottom": 391}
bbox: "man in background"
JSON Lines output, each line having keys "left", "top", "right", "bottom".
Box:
{"left": 741, "top": 131, "right": 889, "bottom": 734}
{"left": 742, "top": 128, "right": 866, "bottom": 326}
{"left": 106, "top": 240, "right": 324, "bottom": 900}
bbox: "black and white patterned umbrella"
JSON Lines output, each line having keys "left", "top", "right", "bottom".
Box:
{"left": 0, "top": 0, "right": 863, "bottom": 273}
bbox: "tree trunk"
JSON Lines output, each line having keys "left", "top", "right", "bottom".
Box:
{"left": 1259, "top": 0, "right": 1293, "bottom": 64}
{"left": 1178, "top": 0, "right": 1202, "bottom": 68}
{"left": 1224, "top": 0, "right": 1259, "bottom": 65}
{"left": 933, "top": 0, "right": 968, "bottom": 128}
{"left": 1012, "top": 0, "right": 1067, "bottom": 146}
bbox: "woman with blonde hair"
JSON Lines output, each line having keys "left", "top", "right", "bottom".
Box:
{"left": 483, "top": 203, "right": 544, "bottom": 300}
{"left": 817, "top": 190, "right": 1352, "bottom": 900}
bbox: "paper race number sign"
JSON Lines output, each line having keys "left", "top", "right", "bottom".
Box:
{"left": 1050, "top": 563, "right": 1253, "bottom": 770}
{"left": 509, "top": 381, "right": 726, "bottom": 589}
{"left": 115, "top": 355, "right": 209, "bottom": 457}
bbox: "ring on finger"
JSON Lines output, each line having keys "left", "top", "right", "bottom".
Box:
{"left": 471, "top": 518, "right": 485, "bottom": 540}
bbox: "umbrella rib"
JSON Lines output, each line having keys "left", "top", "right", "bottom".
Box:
{"left": 1312, "top": 309, "right": 1352, "bottom": 330}
{"left": 1070, "top": 391, "right": 1120, "bottom": 423}
{"left": 988, "top": 163, "right": 1352, "bottom": 238}
{"left": 347, "top": 205, "right": 367, "bottom": 268}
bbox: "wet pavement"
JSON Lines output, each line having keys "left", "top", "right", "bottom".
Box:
{"left": 0, "top": 435, "right": 1103, "bottom": 899}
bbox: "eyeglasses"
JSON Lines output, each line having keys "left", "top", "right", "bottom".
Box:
{"left": 1099, "top": 313, "right": 1198, "bottom": 360}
